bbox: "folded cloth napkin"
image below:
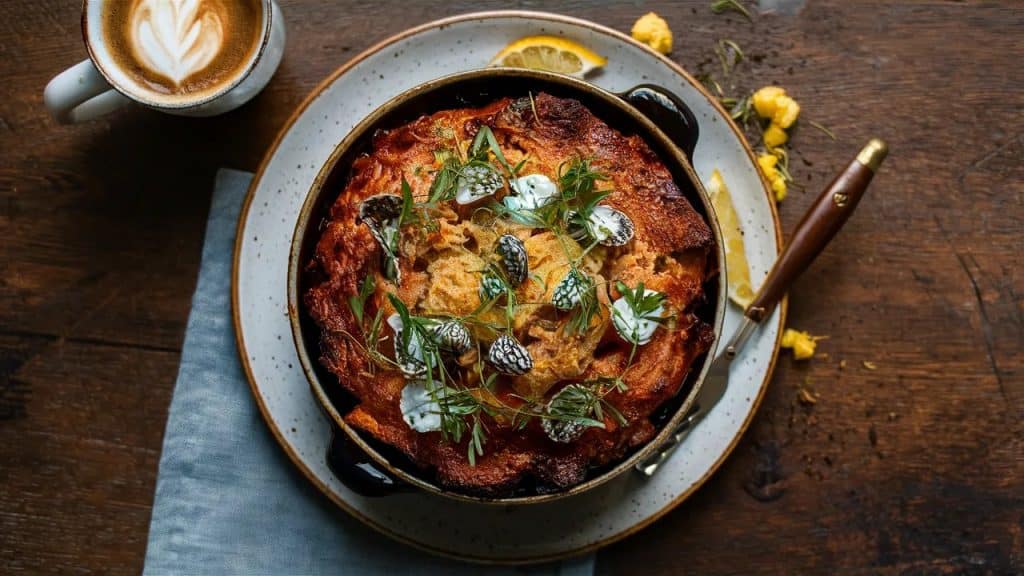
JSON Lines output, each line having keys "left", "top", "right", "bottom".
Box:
{"left": 143, "top": 169, "right": 595, "bottom": 575}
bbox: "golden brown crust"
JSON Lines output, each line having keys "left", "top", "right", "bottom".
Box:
{"left": 304, "top": 93, "right": 715, "bottom": 495}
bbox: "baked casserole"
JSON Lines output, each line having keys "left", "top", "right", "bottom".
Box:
{"left": 304, "top": 92, "right": 716, "bottom": 495}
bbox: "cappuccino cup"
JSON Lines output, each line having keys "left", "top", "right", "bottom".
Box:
{"left": 45, "top": 0, "right": 285, "bottom": 124}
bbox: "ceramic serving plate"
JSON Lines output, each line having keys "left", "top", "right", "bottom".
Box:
{"left": 233, "top": 11, "right": 784, "bottom": 563}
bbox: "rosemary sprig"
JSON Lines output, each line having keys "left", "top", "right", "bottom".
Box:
{"left": 528, "top": 91, "right": 540, "bottom": 123}
{"left": 427, "top": 152, "right": 462, "bottom": 204}
{"left": 545, "top": 385, "right": 606, "bottom": 429}
{"left": 715, "top": 39, "right": 745, "bottom": 76}
{"left": 710, "top": 0, "right": 753, "bottom": 22}
{"left": 807, "top": 119, "right": 837, "bottom": 141}
{"left": 398, "top": 177, "right": 416, "bottom": 228}
{"left": 615, "top": 281, "right": 667, "bottom": 321}
{"left": 343, "top": 275, "right": 395, "bottom": 372}
{"left": 558, "top": 156, "right": 609, "bottom": 200}
{"left": 565, "top": 271, "right": 601, "bottom": 336}
{"left": 347, "top": 274, "right": 375, "bottom": 325}
{"left": 469, "top": 125, "right": 515, "bottom": 176}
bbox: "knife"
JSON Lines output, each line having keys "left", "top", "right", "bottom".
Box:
{"left": 636, "top": 138, "right": 889, "bottom": 477}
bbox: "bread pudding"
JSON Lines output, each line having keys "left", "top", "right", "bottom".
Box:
{"left": 303, "top": 92, "right": 716, "bottom": 495}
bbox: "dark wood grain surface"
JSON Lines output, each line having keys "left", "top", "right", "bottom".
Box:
{"left": 2, "top": 1, "right": 1021, "bottom": 574}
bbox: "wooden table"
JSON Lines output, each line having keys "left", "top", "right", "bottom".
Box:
{"left": 2, "top": 1, "right": 1021, "bottom": 573}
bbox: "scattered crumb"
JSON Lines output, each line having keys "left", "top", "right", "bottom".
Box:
{"left": 862, "top": 360, "right": 878, "bottom": 370}
{"left": 797, "top": 388, "right": 818, "bottom": 406}
{"left": 888, "top": 412, "right": 898, "bottom": 421}
{"left": 839, "top": 359, "right": 847, "bottom": 370}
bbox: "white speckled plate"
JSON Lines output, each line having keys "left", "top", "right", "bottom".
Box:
{"left": 233, "top": 11, "right": 784, "bottom": 564}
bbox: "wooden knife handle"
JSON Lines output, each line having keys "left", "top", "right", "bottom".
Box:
{"left": 746, "top": 139, "right": 888, "bottom": 322}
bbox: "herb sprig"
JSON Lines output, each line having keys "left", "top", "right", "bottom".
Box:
{"left": 710, "top": 0, "right": 753, "bottom": 21}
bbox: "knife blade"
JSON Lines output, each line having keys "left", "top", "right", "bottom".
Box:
{"left": 635, "top": 138, "right": 889, "bottom": 478}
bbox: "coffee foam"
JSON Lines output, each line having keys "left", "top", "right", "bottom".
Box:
{"left": 100, "top": 0, "right": 263, "bottom": 104}
{"left": 132, "top": 0, "right": 225, "bottom": 85}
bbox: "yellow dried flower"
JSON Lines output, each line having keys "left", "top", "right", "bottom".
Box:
{"left": 763, "top": 123, "right": 789, "bottom": 149}
{"left": 769, "top": 175, "right": 787, "bottom": 202}
{"left": 757, "top": 153, "right": 787, "bottom": 202}
{"left": 772, "top": 95, "right": 801, "bottom": 129}
{"left": 781, "top": 329, "right": 825, "bottom": 360}
{"left": 631, "top": 12, "right": 673, "bottom": 55}
{"left": 752, "top": 86, "right": 786, "bottom": 117}
{"left": 752, "top": 86, "right": 801, "bottom": 152}
{"left": 757, "top": 152, "right": 778, "bottom": 173}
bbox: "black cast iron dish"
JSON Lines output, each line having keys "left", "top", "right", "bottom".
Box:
{"left": 288, "top": 68, "right": 726, "bottom": 503}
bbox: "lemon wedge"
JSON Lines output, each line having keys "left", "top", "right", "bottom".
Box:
{"left": 490, "top": 36, "right": 607, "bottom": 78}
{"left": 707, "top": 170, "right": 755, "bottom": 309}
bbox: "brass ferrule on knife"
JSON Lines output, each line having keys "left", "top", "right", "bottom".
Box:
{"left": 856, "top": 138, "right": 889, "bottom": 172}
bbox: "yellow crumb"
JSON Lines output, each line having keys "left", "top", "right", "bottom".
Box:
{"left": 757, "top": 153, "right": 788, "bottom": 202}
{"left": 752, "top": 86, "right": 801, "bottom": 155}
{"left": 862, "top": 360, "right": 878, "bottom": 370}
{"left": 772, "top": 95, "right": 801, "bottom": 129}
{"left": 763, "top": 123, "right": 789, "bottom": 149}
{"left": 631, "top": 12, "right": 673, "bottom": 55}
{"left": 752, "top": 86, "right": 786, "bottom": 117}
{"left": 781, "top": 328, "right": 826, "bottom": 361}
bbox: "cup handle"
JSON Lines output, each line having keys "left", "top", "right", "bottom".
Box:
{"left": 44, "top": 59, "right": 131, "bottom": 124}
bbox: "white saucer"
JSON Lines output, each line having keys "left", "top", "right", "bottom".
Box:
{"left": 232, "top": 11, "right": 783, "bottom": 564}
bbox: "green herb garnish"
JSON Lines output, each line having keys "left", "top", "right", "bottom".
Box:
{"left": 710, "top": 0, "right": 753, "bottom": 21}
{"left": 807, "top": 119, "right": 837, "bottom": 141}
{"left": 715, "top": 39, "right": 745, "bottom": 76}
{"left": 565, "top": 272, "right": 601, "bottom": 336}
{"left": 558, "top": 156, "right": 609, "bottom": 200}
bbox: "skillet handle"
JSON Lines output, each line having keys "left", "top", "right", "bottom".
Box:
{"left": 326, "top": 423, "right": 409, "bottom": 497}
{"left": 620, "top": 85, "right": 699, "bottom": 162}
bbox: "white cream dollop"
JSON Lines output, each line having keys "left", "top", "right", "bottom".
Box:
{"left": 131, "top": 0, "right": 224, "bottom": 85}
{"left": 505, "top": 174, "right": 558, "bottom": 210}
{"left": 399, "top": 381, "right": 442, "bottom": 432}
{"left": 611, "top": 289, "right": 665, "bottom": 345}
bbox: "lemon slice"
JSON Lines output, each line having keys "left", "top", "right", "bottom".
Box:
{"left": 490, "top": 36, "right": 607, "bottom": 78}
{"left": 707, "top": 170, "right": 755, "bottom": 309}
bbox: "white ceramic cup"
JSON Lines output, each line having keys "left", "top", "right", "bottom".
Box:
{"left": 44, "top": 0, "right": 285, "bottom": 124}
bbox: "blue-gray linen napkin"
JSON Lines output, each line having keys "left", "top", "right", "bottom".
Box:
{"left": 143, "top": 169, "right": 596, "bottom": 575}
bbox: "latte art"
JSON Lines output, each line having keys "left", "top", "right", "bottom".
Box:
{"left": 131, "top": 0, "right": 224, "bottom": 85}
{"left": 101, "top": 0, "right": 264, "bottom": 103}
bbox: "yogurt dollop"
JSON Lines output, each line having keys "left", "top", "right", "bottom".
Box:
{"left": 611, "top": 289, "right": 665, "bottom": 345}
{"left": 505, "top": 174, "right": 558, "bottom": 211}
{"left": 399, "top": 381, "right": 442, "bottom": 432}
